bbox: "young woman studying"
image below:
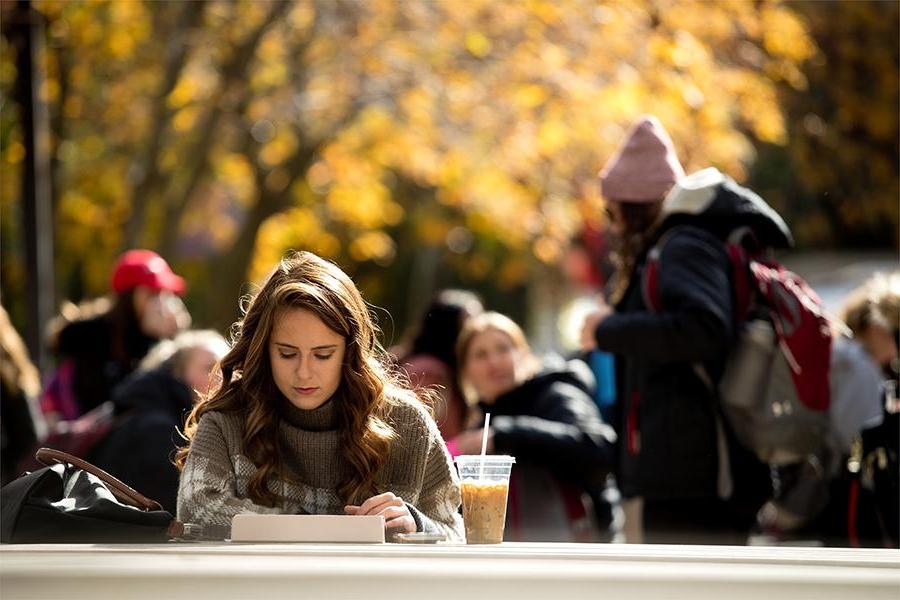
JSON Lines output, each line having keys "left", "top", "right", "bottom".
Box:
{"left": 175, "top": 251, "right": 464, "bottom": 541}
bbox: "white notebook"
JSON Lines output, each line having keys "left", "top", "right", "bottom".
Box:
{"left": 230, "top": 514, "right": 385, "bottom": 543}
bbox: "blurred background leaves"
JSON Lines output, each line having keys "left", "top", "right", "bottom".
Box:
{"left": 1, "top": 0, "right": 896, "bottom": 343}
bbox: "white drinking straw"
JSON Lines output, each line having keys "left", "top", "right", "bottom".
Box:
{"left": 479, "top": 413, "right": 491, "bottom": 480}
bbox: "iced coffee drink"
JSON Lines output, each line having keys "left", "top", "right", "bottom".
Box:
{"left": 460, "top": 479, "right": 509, "bottom": 544}
{"left": 455, "top": 455, "right": 515, "bottom": 544}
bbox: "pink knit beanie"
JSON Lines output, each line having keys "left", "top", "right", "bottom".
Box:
{"left": 599, "top": 115, "right": 685, "bottom": 203}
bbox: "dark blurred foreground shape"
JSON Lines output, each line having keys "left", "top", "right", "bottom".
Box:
{"left": 0, "top": 305, "right": 45, "bottom": 486}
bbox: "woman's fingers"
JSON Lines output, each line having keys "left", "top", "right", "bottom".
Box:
{"left": 385, "top": 515, "right": 416, "bottom": 534}
{"left": 379, "top": 504, "right": 416, "bottom": 534}
{"left": 382, "top": 505, "right": 416, "bottom": 534}
{"left": 346, "top": 500, "right": 404, "bottom": 516}
{"left": 377, "top": 505, "right": 409, "bottom": 521}
{"left": 356, "top": 492, "right": 403, "bottom": 516}
{"left": 357, "top": 492, "right": 393, "bottom": 514}
{"left": 347, "top": 497, "right": 416, "bottom": 534}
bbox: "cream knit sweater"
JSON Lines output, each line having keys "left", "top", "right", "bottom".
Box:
{"left": 177, "top": 395, "right": 464, "bottom": 541}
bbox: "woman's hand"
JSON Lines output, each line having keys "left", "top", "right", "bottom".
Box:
{"left": 580, "top": 296, "right": 613, "bottom": 351}
{"left": 345, "top": 492, "right": 416, "bottom": 535}
{"left": 451, "top": 427, "right": 494, "bottom": 455}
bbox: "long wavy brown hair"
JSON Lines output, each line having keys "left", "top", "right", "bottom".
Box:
{"left": 607, "top": 200, "right": 664, "bottom": 305}
{"left": 175, "top": 251, "right": 413, "bottom": 507}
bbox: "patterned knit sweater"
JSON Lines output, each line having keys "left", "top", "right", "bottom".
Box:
{"left": 176, "top": 395, "right": 464, "bottom": 541}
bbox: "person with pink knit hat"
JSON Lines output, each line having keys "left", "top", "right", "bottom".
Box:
{"left": 580, "top": 115, "right": 775, "bottom": 545}
{"left": 599, "top": 115, "right": 684, "bottom": 203}
{"left": 596, "top": 115, "right": 685, "bottom": 306}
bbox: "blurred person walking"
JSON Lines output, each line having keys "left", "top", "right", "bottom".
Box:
{"left": 828, "top": 274, "right": 896, "bottom": 464}
{"left": 817, "top": 272, "right": 899, "bottom": 547}
{"left": 41, "top": 250, "right": 191, "bottom": 428}
{"left": 89, "top": 330, "right": 229, "bottom": 513}
{"left": 581, "top": 116, "right": 778, "bottom": 544}
{"left": 453, "top": 312, "right": 616, "bottom": 542}
{"left": 396, "top": 289, "right": 484, "bottom": 441}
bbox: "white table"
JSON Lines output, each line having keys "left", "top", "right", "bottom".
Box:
{"left": 1, "top": 542, "right": 898, "bottom": 599}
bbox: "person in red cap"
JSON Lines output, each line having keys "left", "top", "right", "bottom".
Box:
{"left": 580, "top": 116, "right": 776, "bottom": 545}
{"left": 41, "top": 250, "right": 191, "bottom": 428}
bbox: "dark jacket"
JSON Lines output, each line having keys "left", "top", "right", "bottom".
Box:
{"left": 473, "top": 356, "right": 616, "bottom": 541}
{"left": 484, "top": 356, "right": 616, "bottom": 484}
{"left": 89, "top": 367, "right": 193, "bottom": 513}
{"left": 594, "top": 168, "right": 788, "bottom": 503}
{"left": 56, "top": 315, "right": 157, "bottom": 416}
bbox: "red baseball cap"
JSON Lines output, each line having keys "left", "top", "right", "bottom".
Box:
{"left": 111, "top": 249, "right": 186, "bottom": 295}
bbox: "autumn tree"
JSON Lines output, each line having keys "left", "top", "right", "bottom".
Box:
{"left": 751, "top": 0, "right": 899, "bottom": 249}
{"left": 1, "top": 0, "right": 819, "bottom": 339}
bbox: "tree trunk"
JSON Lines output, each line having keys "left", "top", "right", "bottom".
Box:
{"left": 120, "top": 0, "right": 206, "bottom": 251}
{"left": 204, "top": 141, "right": 319, "bottom": 330}
{"left": 156, "top": 0, "right": 294, "bottom": 258}
{"left": 10, "top": 0, "right": 55, "bottom": 374}
{"left": 203, "top": 189, "right": 295, "bottom": 330}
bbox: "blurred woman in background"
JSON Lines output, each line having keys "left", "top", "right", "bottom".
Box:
{"left": 452, "top": 311, "right": 615, "bottom": 541}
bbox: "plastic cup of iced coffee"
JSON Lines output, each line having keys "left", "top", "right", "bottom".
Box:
{"left": 454, "top": 455, "right": 515, "bottom": 544}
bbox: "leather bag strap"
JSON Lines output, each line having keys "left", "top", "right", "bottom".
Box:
{"left": 35, "top": 447, "right": 164, "bottom": 512}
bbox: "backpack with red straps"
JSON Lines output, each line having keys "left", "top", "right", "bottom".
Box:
{"left": 643, "top": 225, "right": 833, "bottom": 466}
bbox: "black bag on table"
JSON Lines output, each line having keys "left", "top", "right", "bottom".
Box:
{"left": 1, "top": 448, "right": 185, "bottom": 543}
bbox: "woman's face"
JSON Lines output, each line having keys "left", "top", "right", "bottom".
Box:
{"left": 182, "top": 346, "right": 221, "bottom": 399}
{"left": 463, "top": 328, "right": 520, "bottom": 404}
{"left": 133, "top": 286, "right": 187, "bottom": 339}
{"left": 269, "top": 308, "right": 346, "bottom": 411}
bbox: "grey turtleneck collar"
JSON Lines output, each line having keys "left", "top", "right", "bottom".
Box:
{"left": 279, "top": 396, "right": 339, "bottom": 432}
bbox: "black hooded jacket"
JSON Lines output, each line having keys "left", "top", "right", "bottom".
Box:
{"left": 477, "top": 355, "right": 616, "bottom": 489}
{"left": 470, "top": 355, "right": 616, "bottom": 541}
{"left": 89, "top": 367, "right": 193, "bottom": 513}
{"left": 594, "top": 168, "right": 785, "bottom": 504}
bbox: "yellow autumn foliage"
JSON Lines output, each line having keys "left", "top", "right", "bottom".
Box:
{"left": 5, "top": 0, "right": 889, "bottom": 332}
